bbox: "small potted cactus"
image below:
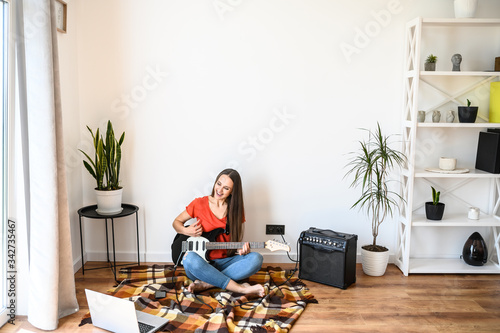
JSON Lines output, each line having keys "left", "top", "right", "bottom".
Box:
{"left": 424, "top": 54, "right": 437, "bottom": 71}
{"left": 425, "top": 186, "right": 445, "bottom": 221}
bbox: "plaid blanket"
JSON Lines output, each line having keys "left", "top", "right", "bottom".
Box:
{"left": 80, "top": 264, "right": 316, "bottom": 332}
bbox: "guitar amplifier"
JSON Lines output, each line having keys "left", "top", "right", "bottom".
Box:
{"left": 299, "top": 227, "right": 357, "bottom": 289}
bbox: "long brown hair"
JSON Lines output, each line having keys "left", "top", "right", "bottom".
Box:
{"left": 211, "top": 169, "right": 245, "bottom": 255}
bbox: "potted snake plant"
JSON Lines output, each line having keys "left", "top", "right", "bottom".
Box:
{"left": 425, "top": 186, "right": 445, "bottom": 221}
{"left": 344, "top": 123, "right": 406, "bottom": 276}
{"left": 80, "top": 120, "right": 125, "bottom": 215}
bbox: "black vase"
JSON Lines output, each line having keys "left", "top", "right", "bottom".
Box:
{"left": 425, "top": 202, "right": 445, "bottom": 220}
{"left": 458, "top": 106, "right": 478, "bottom": 123}
{"left": 462, "top": 232, "right": 488, "bottom": 266}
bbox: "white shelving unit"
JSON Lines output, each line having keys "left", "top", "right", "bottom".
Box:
{"left": 396, "top": 17, "right": 500, "bottom": 275}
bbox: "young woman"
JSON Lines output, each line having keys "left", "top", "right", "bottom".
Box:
{"left": 172, "top": 169, "right": 265, "bottom": 296}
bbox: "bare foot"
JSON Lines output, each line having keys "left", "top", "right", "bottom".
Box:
{"left": 187, "top": 280, "right": 214, "bottom": 293}
{"left": 239, "top": 282, "right": 266, "bottom": 297}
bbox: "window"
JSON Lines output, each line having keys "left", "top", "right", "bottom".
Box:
{"left": 0, "top": 0, "right": 9, "bottom": 328}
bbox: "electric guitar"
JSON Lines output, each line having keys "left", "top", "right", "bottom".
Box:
{"left": 171, "top": 228, "right": 290, "bottom": 264}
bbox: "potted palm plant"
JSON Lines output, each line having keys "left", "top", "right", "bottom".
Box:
{"left": 344, "top": 123, "right": 406, "bottom": 276}
{"left": 80, "top": 120, "right": 125, "bottom": 215}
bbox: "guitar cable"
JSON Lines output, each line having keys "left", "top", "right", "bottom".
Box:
{"left": 171, "top": 250, "right": 217, "bottom": 314}
{"left": 234, "top": 235, "right": 301, "bottom": 311}
{"left": 170, "top": 251, "right": 185, "bottom": 313}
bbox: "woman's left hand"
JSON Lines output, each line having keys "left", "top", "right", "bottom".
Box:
{"left": 238, "top": 242, "right": 250, "bottom": 255}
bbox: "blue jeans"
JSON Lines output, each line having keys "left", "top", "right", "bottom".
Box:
{"left": 182, "top": 252, "right": 263, "bottom": 289}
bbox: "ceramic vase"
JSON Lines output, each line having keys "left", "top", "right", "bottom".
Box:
{"left": 417, "top": 111, "right": 426, "bottom": 122}
{"left": 432, "top": 110, "right": 441, "bottom": 123}
{"left": 95, "top": 188, "right": 123, "bottom": 215}
{"left": 446, "top": 110, "right": 455, "bottom": 123}
{"left": 361, "top": 247, "right": 389, "bottom": 276}
{"left": 454, "top": 0, "right": 478, "bottom": 18}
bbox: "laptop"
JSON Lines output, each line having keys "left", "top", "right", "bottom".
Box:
{"left": 85, "top": 289, "right": 169, "bottom": 333}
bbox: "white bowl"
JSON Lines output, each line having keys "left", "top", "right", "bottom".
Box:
{"left": 439, "top": 157, "right": 457, "bottom": 171}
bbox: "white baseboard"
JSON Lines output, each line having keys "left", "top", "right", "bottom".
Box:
{"left": 74, "top": 252, "right": 396, "bottom": 270}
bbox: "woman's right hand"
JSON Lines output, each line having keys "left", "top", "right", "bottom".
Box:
{"left": 173, "top": 211, "right": 203, "bottom": 237}
{"left": 186, "top": 220, "right": 203, "bottom": 237}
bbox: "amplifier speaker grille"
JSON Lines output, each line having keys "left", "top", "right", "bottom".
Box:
{"left": 299, "top": 228, "right": 357, "bottom": 289}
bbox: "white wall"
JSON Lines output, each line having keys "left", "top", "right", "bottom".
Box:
{"left": 58, "top": 0, "right": 500, "bottom": 266}
{"left": 57, "top": 0, "right": 83, "bottom": 270}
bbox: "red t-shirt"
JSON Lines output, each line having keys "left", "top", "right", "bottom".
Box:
{"left": 185, "top": 196, "right": 230, "bottom": 260}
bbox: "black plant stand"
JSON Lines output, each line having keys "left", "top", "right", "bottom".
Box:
{"left": 78, "top": 204, "right": 140, "bottom": 282}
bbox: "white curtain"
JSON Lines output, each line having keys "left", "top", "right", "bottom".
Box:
{"left": 15, "top": 0, "right": 78, "bottom": 329}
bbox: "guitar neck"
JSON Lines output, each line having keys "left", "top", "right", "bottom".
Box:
{"left": 206, "top": 241, "right": 265, "bottom": 250}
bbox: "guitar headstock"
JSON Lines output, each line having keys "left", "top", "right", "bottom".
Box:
{"left": 265, "top": 239, "right": 290, "bottom": 252}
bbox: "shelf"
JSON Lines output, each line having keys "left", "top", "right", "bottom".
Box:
{"left": 398, "top": 17, "right": 500, "bottom": 276}
{"left": 422, "top": 18, "right": 500, "bottom": 26}
{"left": 412, "top": 213, "right": 500, "bottom": 227}
{"left": 420, "top": 71, "right": 500, "bottom": 77}
{"left": 415, "top": 169, "right": 500, "bottom": 178}
{"left": 417, "top": 122, "right": 500, "bottom": 128}
{"left": 409, "top": 258, "right": 500, "bottom": 274}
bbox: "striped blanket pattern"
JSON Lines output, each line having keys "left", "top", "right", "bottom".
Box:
{"left": 81, "top": 264, "right": 316, "bottom": 332}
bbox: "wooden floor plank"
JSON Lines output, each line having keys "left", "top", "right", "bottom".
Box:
{"left": 2, "top": 262, "right": 500, "bottom": 332}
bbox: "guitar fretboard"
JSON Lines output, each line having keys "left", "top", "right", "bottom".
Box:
{"left": 205, "top": 241, "right": 265, "bottom": 250}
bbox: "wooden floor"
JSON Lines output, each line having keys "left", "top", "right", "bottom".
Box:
{"left": 3, "top": 261, "right": 500, "bottom": 332}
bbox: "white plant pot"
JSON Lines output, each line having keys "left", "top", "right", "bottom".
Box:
{"left": 95, "top": 188, "right": 123, "bottom": 215}
{"left": 361, "top": 247, "right": 390, "bottom": 276}
{"left": 454, "top": 0, "right": 478, "bottom": 18}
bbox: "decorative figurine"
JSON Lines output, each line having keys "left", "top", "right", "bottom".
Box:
{"left": 417, "top": 111, "right": 426, "bottom": 122}
{"left": 452, "top": 53, "right": 462, "bottom": 71}
{"left": 432, "top": 110, "right": 441, "bottom": 123}
{"left": 446, "top": 110, "right": 455, "bottom": 123}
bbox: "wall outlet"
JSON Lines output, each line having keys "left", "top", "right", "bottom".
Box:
{"left": 266, "top": 224, "right": 285, "bottom": 235}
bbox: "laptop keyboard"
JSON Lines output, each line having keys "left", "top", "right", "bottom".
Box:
{"left": 138, "top": 321, "right": 156, "bottom": 333}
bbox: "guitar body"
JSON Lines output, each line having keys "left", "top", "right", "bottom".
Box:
{"left": 171, "top": 228, "right": 224, "bottom": 264}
